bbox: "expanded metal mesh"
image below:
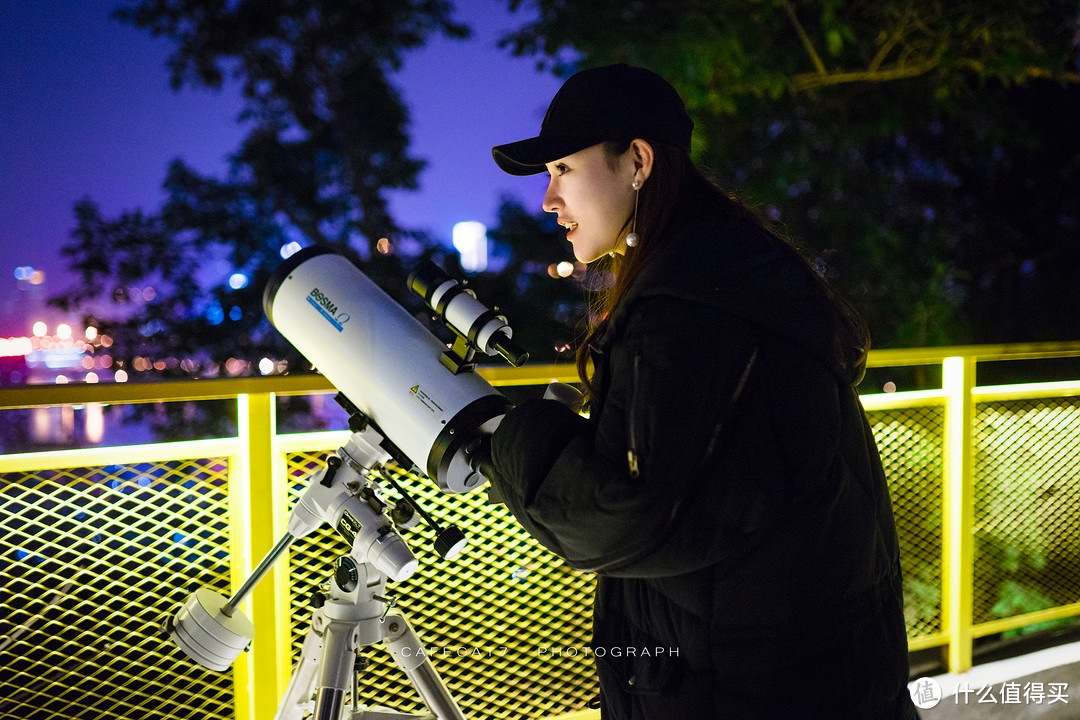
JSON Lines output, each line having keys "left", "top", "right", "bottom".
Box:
{"left": 4, "top": 393, "right": 1078, "bottom": 718}
{"left": 867, "top": 405, "right": 946, "bottom": 640}
{"left": 285, "top": 451, "right": 596, "bottom": 719}
{"left": 973, "top": 398, "right": 1080, "bottom": 630}
{"left": 0, "top": 459, "right": 234, "bottom": 720}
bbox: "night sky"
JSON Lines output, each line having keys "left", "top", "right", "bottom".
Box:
{"left": 0, "top": 0, "right": 560, "bottom": 337}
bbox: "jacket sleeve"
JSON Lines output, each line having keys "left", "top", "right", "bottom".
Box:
{"left": 488, "top": 295, "right": 761, "bottom": 577}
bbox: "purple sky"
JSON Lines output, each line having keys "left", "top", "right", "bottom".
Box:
{"left": 0, "top": 1, "right": 560, "bottom": 337}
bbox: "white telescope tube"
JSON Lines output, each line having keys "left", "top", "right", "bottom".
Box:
{"left": 264, "top": 247, "right": 509, "bottom": 493}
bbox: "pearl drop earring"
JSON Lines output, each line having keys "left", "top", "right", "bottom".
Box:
{"left": 626, "top": 180, "right": 642, "bottom": 247}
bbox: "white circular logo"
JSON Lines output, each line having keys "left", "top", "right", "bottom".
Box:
{"left": 910, "top": 677, "right": 942, "bottom": 709}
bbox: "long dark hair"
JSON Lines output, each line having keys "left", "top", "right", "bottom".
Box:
{"left": 574, "top": 139, "right": 869, "bottom": 407}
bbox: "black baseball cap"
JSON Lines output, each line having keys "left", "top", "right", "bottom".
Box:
{"left": 492, "top": 64, "right": 694, "bottom": 176}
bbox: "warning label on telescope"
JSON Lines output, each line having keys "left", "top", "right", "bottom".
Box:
{"left": 410, "top": 385, "right": 444, "bottom": 414}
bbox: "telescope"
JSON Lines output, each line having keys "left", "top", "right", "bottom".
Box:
{"left": 266, "top": 246, "right": 527, "bottom": 493}
{"left": 163, "top": 247, "right": 528, "bottom": 719}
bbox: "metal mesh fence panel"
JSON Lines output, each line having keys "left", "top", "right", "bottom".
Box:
{"left": 867, "top": 404, "right": 946, "bottom": 640}
{"left": 285, "top": 451, "right": 596, "bottom": 719}
{"left": 5, "top": 393, "right": 1078, "bottom": 717}
{"left": 973, "top": 397, "right": 1080, "bottom": 632}
{"left": 0, "top": 459, "right": 234, "bottom": 720}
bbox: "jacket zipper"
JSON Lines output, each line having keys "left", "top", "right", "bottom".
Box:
{"left": 701, "top": 347, "right": 759, "bottom": 466}
{"left": 627, "top": 354, "right": 642, "bottom": 478}
{"left": 580, "top": 345, "right": 759, "bottom": 574}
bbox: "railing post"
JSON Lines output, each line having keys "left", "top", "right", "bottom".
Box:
{"left": 231, "top": 392, "right": 292, "bottom": 720}
{"left": 941, "top": 356, "right": 976, "bottom": 673}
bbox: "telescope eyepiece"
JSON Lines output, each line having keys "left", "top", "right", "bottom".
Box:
{"left": 492, "top": 332, "right": 529, "bottom": 367}
{"left": 408, "top": 261, "right": 528, "bottom": 367}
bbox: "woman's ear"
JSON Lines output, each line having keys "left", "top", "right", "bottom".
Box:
{"left": 630, "top": 138, "right": 655, "bottom": 184}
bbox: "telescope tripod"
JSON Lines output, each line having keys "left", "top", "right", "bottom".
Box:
{"left": 276, "top": 554, "right": 464, "bottom": 720}
{"left": 166, "top": 418, "right": 469, "bottom": 719}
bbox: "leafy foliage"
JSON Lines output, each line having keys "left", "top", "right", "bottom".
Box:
{"left": 51, "top": 1, "right": 471, "bottom": 384}
{"left": 52, "top": 162, "right": 291, "bottom": 375}
{"left": 113, "top": 0, "right": 469, "bottom": 251}
{"left": 48, "top": 1, "right": 1080, "bottom": 402}
{"left": 503, "top": 0, "right": 1080, "bottom": 99}
{"left": 501, "top": 0, "right": 1080, "bottom": 349}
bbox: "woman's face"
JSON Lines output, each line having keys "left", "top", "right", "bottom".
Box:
{"left": 543, "top": 143, "right": 636, "bottom": 264}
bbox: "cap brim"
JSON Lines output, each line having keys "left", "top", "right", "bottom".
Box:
{"left": 491, "top": 135, "right": 598, "bottom": 176}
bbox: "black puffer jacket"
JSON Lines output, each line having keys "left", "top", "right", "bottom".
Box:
{"left": 489, "top": 212, "right": 917, "bottom": 719}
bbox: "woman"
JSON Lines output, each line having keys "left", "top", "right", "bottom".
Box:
{"left": 488, "top": 64, "right": 917, "bottom": 719}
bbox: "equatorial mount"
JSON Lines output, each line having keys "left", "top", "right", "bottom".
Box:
{"left": 164, "top": 255, "right": 534, "bottom": 718}
{"left": 164, "top": 418, "right": 467, "bottom": 718}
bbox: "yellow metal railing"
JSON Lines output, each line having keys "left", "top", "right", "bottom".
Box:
{"left": 2, "top": 344, "right": 1080, "bottom": 720}
{"left": 858, "top": 343, "right": 1080, "bottom": 673}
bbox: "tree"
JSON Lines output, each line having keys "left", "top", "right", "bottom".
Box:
{"left": 114, "top": 0, "right": 469, "bottom": 254}
{"left": 53, "top": 163, "right": 294, "bottom": 377}
{"left": 51, "top": 1, "right": 470, "bottom": 389}
{"left": 500, "top": 0, "right": 1080, "bottom": 349}
{"left": 503, "top": 0, "right": 1079, "bottom": 107}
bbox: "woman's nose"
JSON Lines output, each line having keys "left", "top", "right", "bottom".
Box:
{"left": 542, "top": 180, "right": 560, "bottom": 215}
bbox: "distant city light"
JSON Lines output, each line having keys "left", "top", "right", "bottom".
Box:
{"left": 30, "top": 344, "right": 85, "bottom": 370}
{"left": 556, "top": 261, "right": 575, "bottom": 278}
{"left": 229, "top": 272, "right": 249, "bottom": 290}
{"left": 225, "top": 358, "right": 246, "bottom": 376}
{"left": 57, "top": 324, "right": 72, "bottom": 340}
{"left": 86, "top": 403, "right": 105, "bottom": 443}
{"left": 280, "top": 241, "right": 302, "bottom": 259}
{"left": 32, "top": 321, "right": 47, "bottom": 337}
{"left": 13, "top": 266, "right": 45, "bottom": 285}
{"left": 377, "top": 237, "right": 392, "bottom": 254}
{"left": 114, "top": 369, "right": 129, "bottom": 383}
{"left": 139, "top": 318, "right": 165, "bottom": 337}
{"left": 85, "top": 372, "right": 99, "bottom": 384}
{"left": 85, "top": 326, "right": 98, "bottom": 340}
{"left": 229, "top": 306, "right": 242, "bottom": 322}
{"left": 453, "top": 221, "right": 488, "bottom": 273}
{"left": 0, "top": 337, "right": 33, "bottom": 357}
{"left": 259, "top": 357, "right": 275, "bottom": 375}
{"left": 206, "top": 301, "right": 225, "bottom": 325}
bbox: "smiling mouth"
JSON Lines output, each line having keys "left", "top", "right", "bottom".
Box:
{"left": 560, "top": 221, "right": 578, "bottom": 235}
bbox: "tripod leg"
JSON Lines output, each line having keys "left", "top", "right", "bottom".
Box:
{"left": 275, "top": 610, "right": 326, "bottom": 720}
{"left": 313, "top": 618, "right": 359, "bottom": 720}
{"left": 383, "top": 613, "right": 467, "bottom": 720}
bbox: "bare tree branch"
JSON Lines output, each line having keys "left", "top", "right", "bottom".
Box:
{"left": 869, "top": 7, "right": 915, "bottom": 74}
{"left": 783, "top": 1, "right": 827, "bottom": 76}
